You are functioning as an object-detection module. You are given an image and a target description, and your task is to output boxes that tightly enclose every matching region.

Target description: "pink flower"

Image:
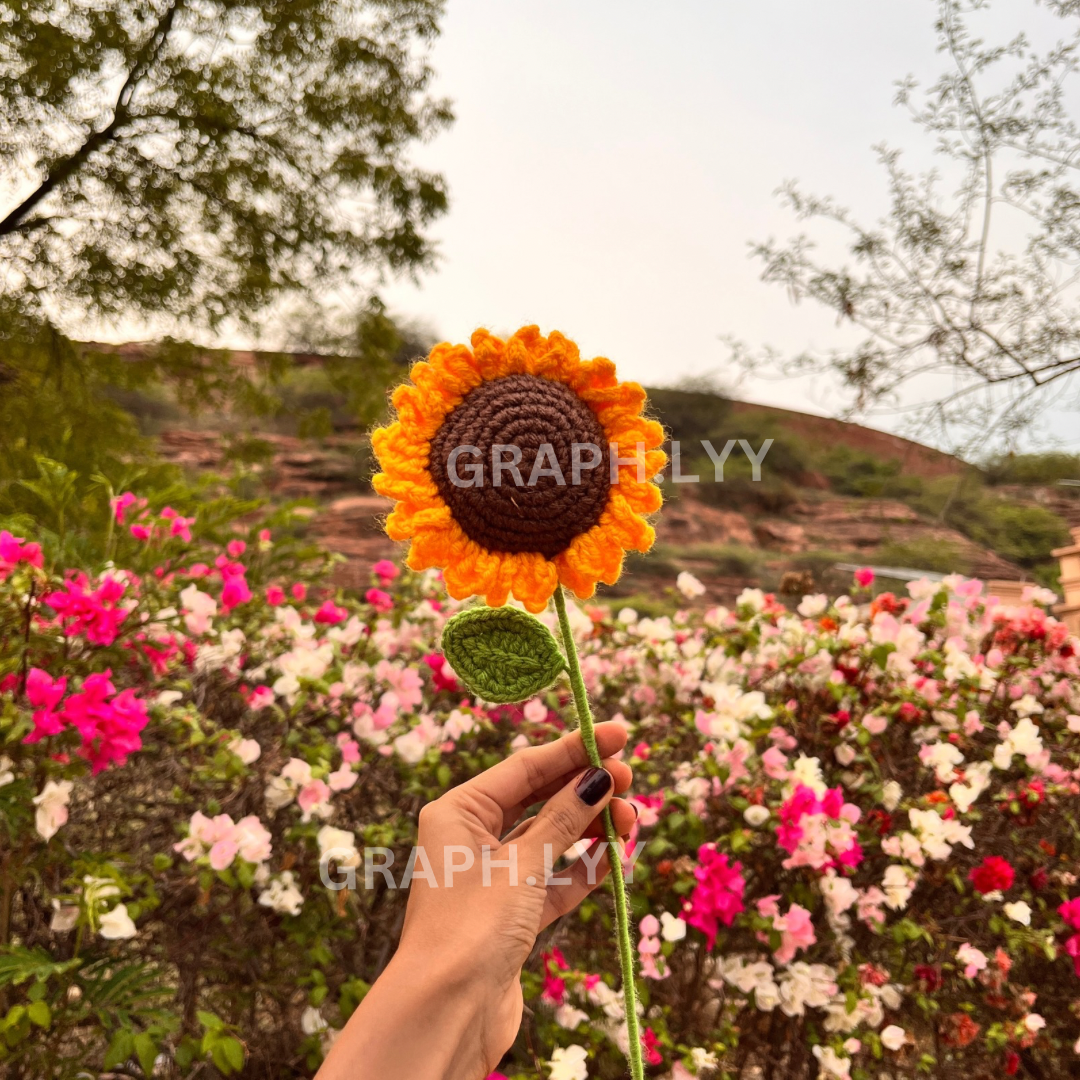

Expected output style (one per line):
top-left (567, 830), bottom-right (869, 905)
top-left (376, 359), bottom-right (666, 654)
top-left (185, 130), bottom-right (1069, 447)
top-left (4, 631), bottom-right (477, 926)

top-left (0, 530), bottom-right (43, 576)
top-left (855, 567), bottom-right (875, 588)
top-left (366, 588), bottom-right (393, 613)
top-left (227, 539), bottom-right (247, 557)
top-left (684, 844), bottom-right (745, 949)
top-left (130, 524), bottom-right (151, 541)
top-left (221, 574), bottom-right (252, 612)
top-left (772, 902), bottom-right (816, 964)
top-left (209, 837), bottom-right (240, 871)
top-left (111, 492), bottom-right (137, 523)
top-left (298, 779), bottom-right (331, 819)
top-left (291, 583), bottom-right (307, 602)
top-left (422, 653), bottom-right (458, 692)
top-left (957, 943), bottom-right (988, 979)
top-left (233, 815), bottom-right (273, 863)
top-left (1060, 897), bottom-right (1080, 931)
top-left (265, 586), bottom-right (285, 606)
top-left (22, 669), bottom-right (67, 743)
top-left (169, 515), bottom-right (195, 542)
top-left (248, 686), bottom-right (274, 710)
top-left (314, 600), bottom-right (349, 625)
top-left (336, 734), bottom-right (361, 764)
top-left (372, 559), bottom-right (399, 584)
top-left (59, 672), bottom-right (149, 772)
top-left (44, 573), bottom-right (129, 646)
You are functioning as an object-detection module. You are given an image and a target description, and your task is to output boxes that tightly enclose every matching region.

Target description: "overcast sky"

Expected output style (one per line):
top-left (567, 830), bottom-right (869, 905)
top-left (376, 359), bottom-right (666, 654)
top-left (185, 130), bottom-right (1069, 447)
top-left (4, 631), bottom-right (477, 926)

top-left (378, 0), bottom-right (1080, 453)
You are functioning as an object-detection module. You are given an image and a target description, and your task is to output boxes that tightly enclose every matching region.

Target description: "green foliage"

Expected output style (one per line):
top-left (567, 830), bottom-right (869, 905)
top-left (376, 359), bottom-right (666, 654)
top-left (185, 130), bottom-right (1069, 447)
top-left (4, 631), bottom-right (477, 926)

top-left (645, 387), bottom-right (733, 444)
top-left (984, 451), bottom-right (1080, 486)
top-left (911, 473), bottom-right (1071, 572)
top-left (817, 445), bottom-right (924, 499)
top-left (877, 538), bottom-right (972, 575)
top-left (965, 499), bottom-right (1070, 570)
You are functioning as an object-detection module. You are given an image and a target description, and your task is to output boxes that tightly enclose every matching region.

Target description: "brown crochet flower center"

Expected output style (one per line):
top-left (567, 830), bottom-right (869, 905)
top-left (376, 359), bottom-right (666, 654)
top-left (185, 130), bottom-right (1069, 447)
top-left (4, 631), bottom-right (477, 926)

top-left (428, 373), bottom-right (611, 557)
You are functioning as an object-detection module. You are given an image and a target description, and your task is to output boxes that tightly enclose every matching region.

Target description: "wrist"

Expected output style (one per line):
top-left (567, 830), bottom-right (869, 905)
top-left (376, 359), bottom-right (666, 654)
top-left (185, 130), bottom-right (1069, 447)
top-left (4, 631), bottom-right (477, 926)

top-left (390, 935), bottom-right (509, 1003)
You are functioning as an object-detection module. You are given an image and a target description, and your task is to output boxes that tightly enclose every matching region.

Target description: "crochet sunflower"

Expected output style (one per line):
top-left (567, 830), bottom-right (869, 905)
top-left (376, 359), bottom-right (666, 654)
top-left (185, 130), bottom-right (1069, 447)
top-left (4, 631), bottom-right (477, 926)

top-left (370, 326), bottom-right (666, 612)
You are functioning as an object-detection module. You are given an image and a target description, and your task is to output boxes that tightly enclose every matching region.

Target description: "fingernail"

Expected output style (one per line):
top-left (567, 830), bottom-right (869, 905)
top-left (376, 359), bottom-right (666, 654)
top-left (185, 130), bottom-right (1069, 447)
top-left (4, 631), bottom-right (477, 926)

top-left (631, 800), bottom-right (640, 819)
top-left (575, 767), bottom-right (613, 806)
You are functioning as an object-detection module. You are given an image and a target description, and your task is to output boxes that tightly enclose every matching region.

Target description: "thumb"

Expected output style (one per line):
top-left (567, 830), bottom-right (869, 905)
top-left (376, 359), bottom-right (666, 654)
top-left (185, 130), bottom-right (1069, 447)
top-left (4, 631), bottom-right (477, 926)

top-left (518, 767), bottom-right (614, 874)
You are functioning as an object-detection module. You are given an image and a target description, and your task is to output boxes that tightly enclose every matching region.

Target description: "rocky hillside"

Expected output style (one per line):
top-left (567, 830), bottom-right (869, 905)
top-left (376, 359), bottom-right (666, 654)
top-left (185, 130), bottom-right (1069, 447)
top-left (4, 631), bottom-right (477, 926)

top-left (150, 381), bottom-right (1080, 609)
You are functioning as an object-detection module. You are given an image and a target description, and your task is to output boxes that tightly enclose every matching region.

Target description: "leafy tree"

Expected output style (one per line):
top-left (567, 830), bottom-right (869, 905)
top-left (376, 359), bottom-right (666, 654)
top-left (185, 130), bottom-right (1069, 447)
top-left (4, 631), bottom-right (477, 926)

top-left (0, 1), bottom-right (451, 521)
top-left (743, 0), bottom-right (1080, 450)
top-left (0, 0), bottom-right (451, 326)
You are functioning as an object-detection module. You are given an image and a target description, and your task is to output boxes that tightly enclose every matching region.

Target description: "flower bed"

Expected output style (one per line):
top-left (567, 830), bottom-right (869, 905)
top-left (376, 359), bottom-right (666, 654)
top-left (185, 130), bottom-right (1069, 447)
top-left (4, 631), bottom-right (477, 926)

top-left (2, 500), bottom-right (1080, 1079)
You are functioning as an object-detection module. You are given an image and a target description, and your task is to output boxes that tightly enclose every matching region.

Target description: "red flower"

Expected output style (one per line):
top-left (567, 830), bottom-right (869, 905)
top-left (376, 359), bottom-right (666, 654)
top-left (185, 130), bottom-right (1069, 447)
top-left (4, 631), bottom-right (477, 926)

top-left (969, 855), bottom-right (1015, 895)
top-left (641, 1028), bottom-right (663, 1067)
top-left (914, 964), bottom-right (941, 991)
top-left (1005, 1050), bottom-right (1020, 1075)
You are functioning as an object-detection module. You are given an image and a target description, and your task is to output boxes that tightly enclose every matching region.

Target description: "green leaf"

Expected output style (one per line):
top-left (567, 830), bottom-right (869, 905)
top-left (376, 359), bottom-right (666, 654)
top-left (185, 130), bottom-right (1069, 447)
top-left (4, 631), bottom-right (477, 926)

top-left (441, 607), bottom-right (566, 703)
top-left (134, 1031), bottom-right (157, 1077)
top-left (26, 1001), bottom-right (49, 1029)
top-left (104, 1029), bottom-right (135, 1070)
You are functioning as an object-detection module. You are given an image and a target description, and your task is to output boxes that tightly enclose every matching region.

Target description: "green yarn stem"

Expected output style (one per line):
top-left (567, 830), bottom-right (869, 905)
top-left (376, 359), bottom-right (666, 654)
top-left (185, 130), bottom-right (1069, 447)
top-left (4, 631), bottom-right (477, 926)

top-left (553, 585), bottom-right (644, 1080)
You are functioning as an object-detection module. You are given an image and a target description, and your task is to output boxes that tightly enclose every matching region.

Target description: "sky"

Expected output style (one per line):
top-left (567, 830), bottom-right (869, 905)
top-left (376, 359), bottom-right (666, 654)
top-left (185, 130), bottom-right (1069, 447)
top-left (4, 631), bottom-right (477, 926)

top-left (377, 0), bottom-right (1080, 453)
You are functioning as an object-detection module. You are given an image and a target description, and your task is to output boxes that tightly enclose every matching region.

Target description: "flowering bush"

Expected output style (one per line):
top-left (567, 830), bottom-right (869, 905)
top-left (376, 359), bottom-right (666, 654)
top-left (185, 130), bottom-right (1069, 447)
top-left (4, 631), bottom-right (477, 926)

top-left (3, 501), bottom-right (1080, 1079)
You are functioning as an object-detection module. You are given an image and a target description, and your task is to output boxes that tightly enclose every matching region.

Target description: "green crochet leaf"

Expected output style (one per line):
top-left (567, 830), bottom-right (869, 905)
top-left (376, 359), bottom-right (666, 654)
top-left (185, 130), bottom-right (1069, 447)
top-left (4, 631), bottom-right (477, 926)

top-left (440, 606), bottom-right (566, 704)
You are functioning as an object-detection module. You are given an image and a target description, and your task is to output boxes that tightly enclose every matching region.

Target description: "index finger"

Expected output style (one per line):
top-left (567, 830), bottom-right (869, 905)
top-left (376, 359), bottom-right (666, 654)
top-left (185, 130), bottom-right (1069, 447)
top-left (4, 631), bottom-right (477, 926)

top-left (454, 721), bottom-right (629, 830)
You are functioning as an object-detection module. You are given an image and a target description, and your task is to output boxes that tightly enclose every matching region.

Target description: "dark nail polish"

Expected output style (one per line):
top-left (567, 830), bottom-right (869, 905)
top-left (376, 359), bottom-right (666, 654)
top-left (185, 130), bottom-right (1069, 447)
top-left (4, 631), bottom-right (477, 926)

top-left (575, 767), bottom-right (613, 806)
top-left (631, 801), bottom-right (639, 819)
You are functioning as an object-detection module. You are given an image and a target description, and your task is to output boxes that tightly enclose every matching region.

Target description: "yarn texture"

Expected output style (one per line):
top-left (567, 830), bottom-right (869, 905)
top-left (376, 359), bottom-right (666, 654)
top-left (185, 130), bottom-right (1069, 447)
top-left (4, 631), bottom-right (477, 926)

top-left (439, 606), bottom-right (565, 703)
top-left (370, 325), bottom-right (667, 612)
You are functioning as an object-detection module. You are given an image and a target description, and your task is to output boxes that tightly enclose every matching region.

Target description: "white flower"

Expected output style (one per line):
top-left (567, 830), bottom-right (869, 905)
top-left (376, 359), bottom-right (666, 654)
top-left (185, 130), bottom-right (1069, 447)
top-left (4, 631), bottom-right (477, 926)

top-left (316, 825), bottom-right (359, 867)
top-left (920, 741), bottom-right (964, 783)
top-left (1011, 694), bottom-right (1044, 718)
top-left (99, 903), bottom-right (138, 940)
top-left (881, 781), bottom-right (902, 812)
top-left (882, 865), bottom-right (915, 911)
top-left (736, 587), bottom-right (766, 612)
top-left (834, 744), bottom-right (856, 766)
top-left (1004, 900), bottom-right (1032, 926)
top-left (660, 912), bottom-right (687, 942)
top-left (790, 755), bottom-right (825, 794)
top-left (797, 594), bottom-right (828, 618)
top-left (154, 690), bottom-right (184, 707)
top-left (300, 1006), bottom-right (328, 1035)
top-left (880, 1024), bottom-right (906, 1051)
top-left (548, 1043), bottom-right (589, 1080)
top-left (258, 871), bottom-right (304, 916)
top-left (229, 737), bottom-right (261, 765)
top-left (676, 571), bottom-right (706, 599)
top-left (50, 899), bottom-right (79, 932)
top-left (33, 780), bottom-right (73, 841)
top-left (744, 805), bottom-right (770, 827)
top-left (811, 1045), bottom-right (851, 1078)
top-left (690, 1047), bottom-right (718, 1071)
top-left (554, 1003), bottom-right (589, 1029)
top-left (179, 585), bottom-right (217, 635)
top-left (0, 755), bottom-right (13, 787)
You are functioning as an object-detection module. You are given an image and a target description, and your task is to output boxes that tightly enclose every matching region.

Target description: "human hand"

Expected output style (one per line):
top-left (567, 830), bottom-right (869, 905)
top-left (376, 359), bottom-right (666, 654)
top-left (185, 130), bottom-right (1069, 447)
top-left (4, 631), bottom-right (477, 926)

top-left (317, 720), bottom-right (635, 1080)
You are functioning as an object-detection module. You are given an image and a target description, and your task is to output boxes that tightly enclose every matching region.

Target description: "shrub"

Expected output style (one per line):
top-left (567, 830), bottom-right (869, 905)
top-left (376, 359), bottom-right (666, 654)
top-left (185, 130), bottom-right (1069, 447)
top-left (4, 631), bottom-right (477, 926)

top-left (3, 506), bottom-right (1080, 1079)
top-left (876, 538), bottom-right (972, 576)
top-left (816, 446), bottom-right (924, 500)
top-left (984, 452), bottom-right (1080, 486)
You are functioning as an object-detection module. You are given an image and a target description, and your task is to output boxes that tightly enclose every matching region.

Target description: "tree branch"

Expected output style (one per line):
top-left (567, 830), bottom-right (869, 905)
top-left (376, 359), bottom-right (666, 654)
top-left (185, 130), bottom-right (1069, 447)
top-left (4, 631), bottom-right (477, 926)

top-left (0, 0), bottom-right (183, 239)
